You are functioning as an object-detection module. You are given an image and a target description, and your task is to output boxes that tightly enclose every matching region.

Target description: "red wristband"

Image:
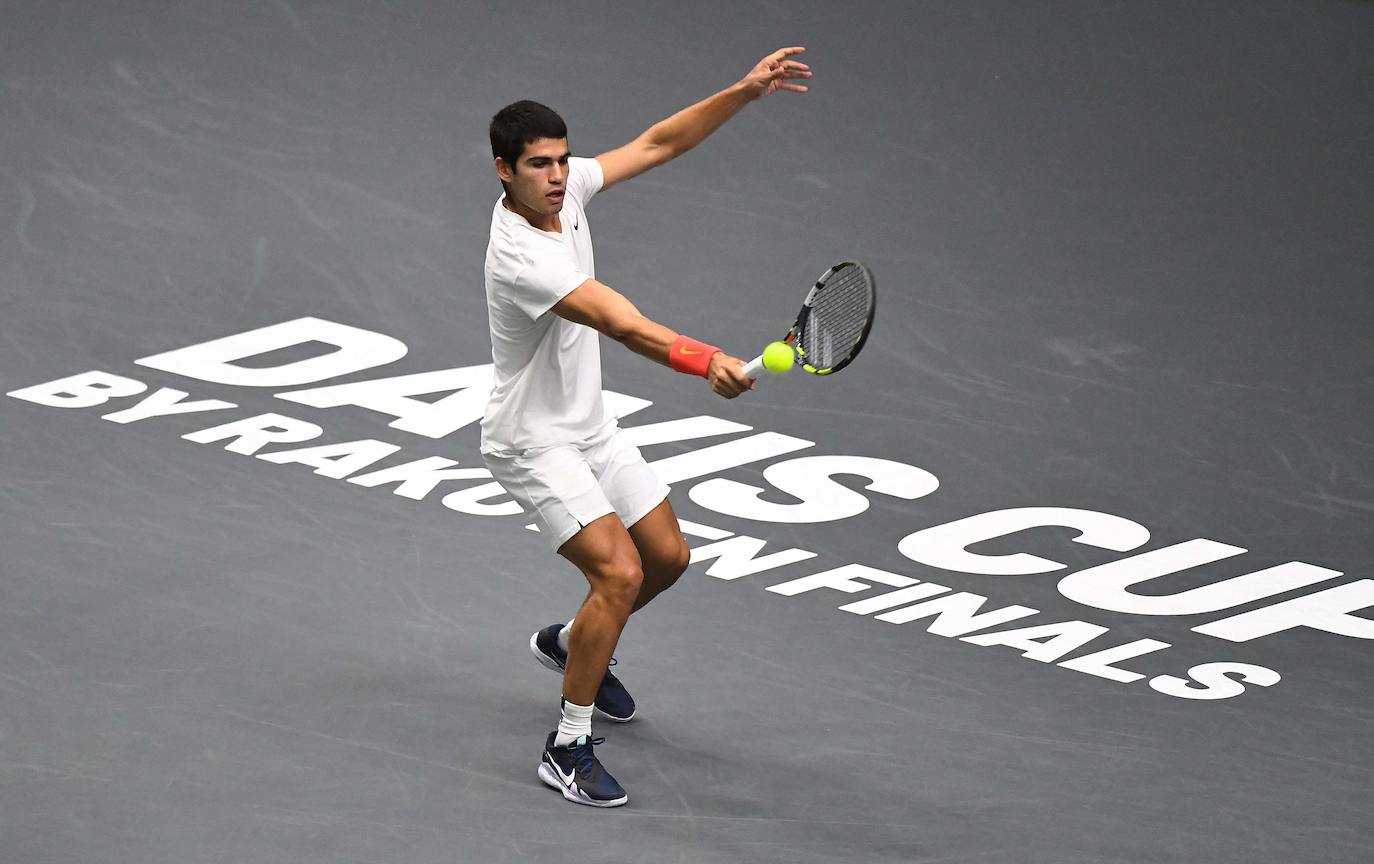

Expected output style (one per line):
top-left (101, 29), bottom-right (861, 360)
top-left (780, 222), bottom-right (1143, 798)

top-left (669, 335), bottom-right (720, 377)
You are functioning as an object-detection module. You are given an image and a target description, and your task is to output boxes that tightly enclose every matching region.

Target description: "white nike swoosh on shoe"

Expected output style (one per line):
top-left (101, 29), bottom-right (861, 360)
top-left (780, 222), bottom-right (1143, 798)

top-left (548, 756), bottom-right (576, 787)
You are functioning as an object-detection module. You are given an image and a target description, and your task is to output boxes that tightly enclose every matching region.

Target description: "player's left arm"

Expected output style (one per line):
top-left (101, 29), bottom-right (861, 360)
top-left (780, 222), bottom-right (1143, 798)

top-left (595, 46), bottom-right (811, 191)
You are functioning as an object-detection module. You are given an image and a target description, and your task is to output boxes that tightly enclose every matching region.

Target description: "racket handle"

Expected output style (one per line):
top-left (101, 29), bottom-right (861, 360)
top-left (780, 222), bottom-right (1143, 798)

top-left (742, 355), bottom-right (765, 379)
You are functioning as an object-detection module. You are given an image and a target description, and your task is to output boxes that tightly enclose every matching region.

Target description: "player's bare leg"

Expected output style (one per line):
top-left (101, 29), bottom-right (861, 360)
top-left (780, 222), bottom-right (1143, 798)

top-left (529, 514), bottom-right (640, 808)
top-left (556, 513), bottom-right (644, 705)
top-left (532, 501), bottom-right (686, 809)
top-left (627, 498), bottom-right (691, 613)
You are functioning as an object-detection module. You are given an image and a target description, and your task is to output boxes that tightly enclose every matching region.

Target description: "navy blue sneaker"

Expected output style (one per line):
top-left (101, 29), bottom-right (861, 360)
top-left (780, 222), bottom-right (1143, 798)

top-left (538, 732), bottom-right (628, 808)
top-left (529, 624), bottom-right (636, 722)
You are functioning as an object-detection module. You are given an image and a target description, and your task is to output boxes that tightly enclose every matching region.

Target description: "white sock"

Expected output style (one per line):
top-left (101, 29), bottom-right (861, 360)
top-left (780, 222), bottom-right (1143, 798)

top-left (556, 618), bottom-right (574, 654)
top-left (555, 698), bottom-right (593, 747)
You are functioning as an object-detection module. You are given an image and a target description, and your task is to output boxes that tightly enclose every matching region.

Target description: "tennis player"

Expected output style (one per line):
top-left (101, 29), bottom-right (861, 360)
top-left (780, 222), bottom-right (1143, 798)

top-left (479, 47), bottom-right (811, 807)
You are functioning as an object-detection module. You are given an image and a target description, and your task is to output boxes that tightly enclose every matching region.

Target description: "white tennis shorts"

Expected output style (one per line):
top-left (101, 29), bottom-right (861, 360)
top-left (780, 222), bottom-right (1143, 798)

top-left (482, 424), bottom-right (671, 553)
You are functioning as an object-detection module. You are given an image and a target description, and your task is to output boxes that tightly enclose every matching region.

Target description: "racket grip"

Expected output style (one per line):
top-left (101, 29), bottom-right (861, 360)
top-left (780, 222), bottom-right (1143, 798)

top-left (742, 355), bottom-right (765, 379)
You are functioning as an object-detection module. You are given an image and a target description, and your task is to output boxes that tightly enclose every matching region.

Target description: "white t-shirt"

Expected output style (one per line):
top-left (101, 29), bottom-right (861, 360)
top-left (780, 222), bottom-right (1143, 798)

top-left (480, 156), bottom-right (614, 455)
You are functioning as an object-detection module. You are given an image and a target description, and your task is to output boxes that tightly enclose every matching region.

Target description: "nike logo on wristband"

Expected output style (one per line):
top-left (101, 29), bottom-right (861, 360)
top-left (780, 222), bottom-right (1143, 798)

top-left (679, 347), bottom-right (703, 355)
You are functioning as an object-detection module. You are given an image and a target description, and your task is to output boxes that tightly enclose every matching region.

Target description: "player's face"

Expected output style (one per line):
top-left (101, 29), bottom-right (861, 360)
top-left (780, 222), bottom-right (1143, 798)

top-left (500, 137), bottom-right (571, 218)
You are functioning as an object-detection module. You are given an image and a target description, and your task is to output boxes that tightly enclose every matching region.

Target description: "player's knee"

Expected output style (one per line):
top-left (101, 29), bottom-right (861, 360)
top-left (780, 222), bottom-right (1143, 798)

top-left (598, 562), bottom-right (644, 610)
top-left (647, 538), bottom-right (690, 595)
top-left (665, 538), bottom-right (690, 581)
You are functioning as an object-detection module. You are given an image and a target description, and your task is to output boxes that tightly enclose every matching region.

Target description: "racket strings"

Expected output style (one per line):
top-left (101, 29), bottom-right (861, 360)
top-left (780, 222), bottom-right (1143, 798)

top-left (797, 265), bottom-right (872, 368)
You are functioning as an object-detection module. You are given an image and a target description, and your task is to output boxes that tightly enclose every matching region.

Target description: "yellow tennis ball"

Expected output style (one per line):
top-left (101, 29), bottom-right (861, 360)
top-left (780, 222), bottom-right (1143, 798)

top-left (762, 341), bottom-right (795, 373)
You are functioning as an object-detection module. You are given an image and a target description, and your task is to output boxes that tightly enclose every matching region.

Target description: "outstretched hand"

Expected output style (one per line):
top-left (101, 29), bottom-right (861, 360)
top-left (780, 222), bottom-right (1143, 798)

top-left (739, 47), bottom-right (811, 100)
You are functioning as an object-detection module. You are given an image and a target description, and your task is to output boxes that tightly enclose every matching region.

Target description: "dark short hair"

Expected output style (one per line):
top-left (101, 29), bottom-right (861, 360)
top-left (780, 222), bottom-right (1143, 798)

top-left (489, 100), bottom-right (568, 167)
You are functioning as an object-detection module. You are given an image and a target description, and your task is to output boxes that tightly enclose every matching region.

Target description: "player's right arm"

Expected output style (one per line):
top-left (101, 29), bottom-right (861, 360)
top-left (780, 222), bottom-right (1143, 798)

top-left (552, 278), bottom-right (753, 398)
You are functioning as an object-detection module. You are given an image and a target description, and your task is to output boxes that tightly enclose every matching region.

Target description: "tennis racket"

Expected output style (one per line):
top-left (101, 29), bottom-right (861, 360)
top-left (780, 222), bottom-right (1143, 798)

top-left (743, 260), bottom-right (877, 378)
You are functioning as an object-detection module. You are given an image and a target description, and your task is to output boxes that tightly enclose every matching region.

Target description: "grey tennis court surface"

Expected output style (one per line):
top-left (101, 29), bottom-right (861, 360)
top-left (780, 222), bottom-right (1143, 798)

top-left (4, 2), bottom-right (1373, 862)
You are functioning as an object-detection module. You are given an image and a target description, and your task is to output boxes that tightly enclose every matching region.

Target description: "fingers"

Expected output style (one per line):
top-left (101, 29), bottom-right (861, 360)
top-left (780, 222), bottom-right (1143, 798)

top-left (744, 48), bottom-right (812, 100)
top-left (765, 55), bottom-right (812, 92)
top-left (770, 64), bottom-right (810, 93)
top-left (710, 378), bottom-right (744, 398)
top-left (769, 60), bottom-right (810, 76)
top-left (724, 362), bottom-right (754, 397)
top-left (707, 354), bottom-right (755, 398)
top-left (711, 376), bottom-right (749, 398)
